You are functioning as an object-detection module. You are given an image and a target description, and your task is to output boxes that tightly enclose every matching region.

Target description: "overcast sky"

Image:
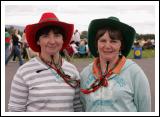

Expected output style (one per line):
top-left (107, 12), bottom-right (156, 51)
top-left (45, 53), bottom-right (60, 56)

top-left (1, 1), bottom-right (159, 116)
top-left (3, 1), bottom-right (158, 34)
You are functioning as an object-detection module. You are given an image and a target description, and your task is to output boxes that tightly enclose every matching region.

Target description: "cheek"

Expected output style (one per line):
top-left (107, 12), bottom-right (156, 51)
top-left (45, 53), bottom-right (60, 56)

top-left (97, 43), bottom-right (104, 51)
top-left (38, 40), bottom-right (46, 47)
top-left (59, 39), bottom-right (64, 47)
top-left (115, 44), bottom-right (122, 51)
top-left (54, 39), bottom-right (64, 51)
top-left (110, 42), bottom-right (121, 51)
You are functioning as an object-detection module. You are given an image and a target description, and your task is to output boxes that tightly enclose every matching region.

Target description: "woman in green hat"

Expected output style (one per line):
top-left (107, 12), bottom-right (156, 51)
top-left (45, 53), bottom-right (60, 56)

top-left (80, 17), bottom-right (151, 112)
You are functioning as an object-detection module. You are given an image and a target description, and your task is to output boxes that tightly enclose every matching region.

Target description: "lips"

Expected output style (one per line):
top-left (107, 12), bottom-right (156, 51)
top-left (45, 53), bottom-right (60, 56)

top-left (47, 45), bottom-right (57, 49)
top-left (103, 51), bottom-right (113, 53)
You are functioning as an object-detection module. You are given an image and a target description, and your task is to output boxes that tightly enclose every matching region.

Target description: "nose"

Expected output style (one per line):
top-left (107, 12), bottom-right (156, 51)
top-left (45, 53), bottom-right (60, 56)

top-left (104, 41), bottom-right (112, 48)
top-left (48, 34), bottom-right (56, 43)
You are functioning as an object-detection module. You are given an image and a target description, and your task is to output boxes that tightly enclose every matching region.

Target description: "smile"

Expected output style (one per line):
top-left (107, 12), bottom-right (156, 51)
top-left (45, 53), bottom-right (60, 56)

top-left (103, 51), bottom-right (114, 53)
top-left (47, 46), bottom-right (57, 49)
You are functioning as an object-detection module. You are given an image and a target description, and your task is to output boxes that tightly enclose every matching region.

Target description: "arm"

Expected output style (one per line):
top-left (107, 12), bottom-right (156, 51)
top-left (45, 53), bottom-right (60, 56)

top-left (133, 66), bottom-right (151, 112)
top-left (72, 67), bottom-right (83, 112)
top-left (8, 70), bottom-right (29, 112)
top-left (73, 85), bottom-right (83, 112)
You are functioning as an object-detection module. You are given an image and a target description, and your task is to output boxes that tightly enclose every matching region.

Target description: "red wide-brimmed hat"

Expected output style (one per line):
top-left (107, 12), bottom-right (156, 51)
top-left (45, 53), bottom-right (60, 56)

top-left (25, 12), bottom-right (74, 52)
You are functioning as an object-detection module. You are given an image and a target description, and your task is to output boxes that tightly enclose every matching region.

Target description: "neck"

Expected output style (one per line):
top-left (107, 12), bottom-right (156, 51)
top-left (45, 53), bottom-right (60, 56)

top-left (40, 52), bottom-right (60, 65)
top-left (99, 55), bottom-right (119, 74)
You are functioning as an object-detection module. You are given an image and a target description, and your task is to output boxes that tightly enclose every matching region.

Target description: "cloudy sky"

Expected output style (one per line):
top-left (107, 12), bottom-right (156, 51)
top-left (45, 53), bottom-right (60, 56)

top-left (1, 1), bottom-right (159, 116)
top-left (3, 1), bottom-right (158, 34)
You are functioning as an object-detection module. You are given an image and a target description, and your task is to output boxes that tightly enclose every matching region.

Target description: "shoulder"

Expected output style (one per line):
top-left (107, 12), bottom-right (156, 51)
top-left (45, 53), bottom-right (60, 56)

top-left (123, 59), bottom-right (144, 73)
top-left (16, 57), bottom-right (42, 75)
top-left (62, 59), bottom-right (78, 70)
top-left (81, 62), bottom-right (93, 71)
top-left (122, 59), bottom-right (148, 83)
top-left (62, 59), bottom-right (80, 80)
top-left (18, 57), bottom-right (38, 68)
top-left (80, 62), bottom-right (93, 78)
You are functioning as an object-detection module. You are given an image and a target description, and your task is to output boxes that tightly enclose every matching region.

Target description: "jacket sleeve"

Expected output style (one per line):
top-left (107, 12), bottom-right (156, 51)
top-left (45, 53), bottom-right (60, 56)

top-left (73, 85), bottom-right (84, 112)
top-left (8, 70), bottom-right (28, 112)
top-left (73, 68), bottom-right (84, 112)
top-left (133, 65), bottom-right (151, 112)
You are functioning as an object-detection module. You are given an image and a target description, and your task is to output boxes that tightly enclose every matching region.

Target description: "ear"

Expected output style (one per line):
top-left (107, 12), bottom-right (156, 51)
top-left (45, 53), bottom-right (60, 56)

top-left (120, 42), bottom-right (124, 50)
top-left (37, 41), bottom-right (40, 45)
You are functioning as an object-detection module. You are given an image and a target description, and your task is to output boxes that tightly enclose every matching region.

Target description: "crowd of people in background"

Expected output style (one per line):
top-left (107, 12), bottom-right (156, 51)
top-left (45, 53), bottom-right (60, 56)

top-left (5, 27), bottom-right (92, 65)
top-left (5, 28), bottom-right (24, 66)
top-left (5, 27), bottom-right (155, 65)
top-left (5, 28), bottom-right (38, 66)
top-left (63, 29), bottom-right (90, 61)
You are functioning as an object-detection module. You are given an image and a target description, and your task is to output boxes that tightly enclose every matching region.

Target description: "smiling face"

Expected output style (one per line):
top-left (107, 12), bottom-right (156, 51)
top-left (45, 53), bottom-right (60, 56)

top-left (96, 28), bottom-right (123, 62)
top-left (36, 26), bottom-right (65, 57)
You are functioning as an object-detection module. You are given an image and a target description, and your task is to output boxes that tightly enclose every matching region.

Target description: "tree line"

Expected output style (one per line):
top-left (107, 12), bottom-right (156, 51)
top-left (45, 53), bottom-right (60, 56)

top-left (6, 26), bottom-right (155, 41)
top-left (80, 31), bottom-right (155, 41)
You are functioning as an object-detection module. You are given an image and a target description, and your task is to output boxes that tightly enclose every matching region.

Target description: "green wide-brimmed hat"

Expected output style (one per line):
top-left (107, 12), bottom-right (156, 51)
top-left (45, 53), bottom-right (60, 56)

top-left (88, 16), bottom-right (136, 57)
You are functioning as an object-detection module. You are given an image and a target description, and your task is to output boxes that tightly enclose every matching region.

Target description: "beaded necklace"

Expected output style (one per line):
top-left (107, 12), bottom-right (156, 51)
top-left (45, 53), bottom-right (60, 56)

top-left (81, 56), bottom-right (122, 94)
top-left (39, 54), bottom-right (79, 88)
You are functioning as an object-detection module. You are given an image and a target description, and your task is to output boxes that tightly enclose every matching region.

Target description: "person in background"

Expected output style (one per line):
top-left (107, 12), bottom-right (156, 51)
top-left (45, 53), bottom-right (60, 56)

top-left (78, 39), bottom-right (87, 58)
top-left (21, 29), bottom-right (29, 60)
top-left (80, 16), bottom-right (151, 112)
top-left (8, 12), bottom-right (82, 112)
top-left (5, 29), bottom-right (24, 66)
top-left (12, 29), bottom-right (22, 61)
top-left (5, 29), bottom-right (11, 61)
top-left (73, 29), bottom-right (81, 47)
top-left (70, 40), bottom-right (79, 57)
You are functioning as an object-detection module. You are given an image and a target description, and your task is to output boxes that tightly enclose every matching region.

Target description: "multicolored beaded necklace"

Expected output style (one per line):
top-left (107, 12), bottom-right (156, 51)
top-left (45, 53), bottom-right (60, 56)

top-left (81, 56), bottom-right (122, 94)
top-left (38, 54), bottom-right (80, 88)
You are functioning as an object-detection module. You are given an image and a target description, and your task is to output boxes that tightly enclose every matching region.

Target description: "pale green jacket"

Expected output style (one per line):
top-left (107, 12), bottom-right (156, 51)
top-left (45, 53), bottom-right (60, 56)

top-left (80, 59), bottom-right (151, 112)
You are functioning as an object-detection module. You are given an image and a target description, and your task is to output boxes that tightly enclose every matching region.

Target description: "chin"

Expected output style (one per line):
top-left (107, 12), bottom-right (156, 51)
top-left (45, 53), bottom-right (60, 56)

top-left (103, 55), bottom-right (115, 61)
top-left (47, 51), bottom-right (57, 56)
top-left (105, 58), bottom-right (113, 62)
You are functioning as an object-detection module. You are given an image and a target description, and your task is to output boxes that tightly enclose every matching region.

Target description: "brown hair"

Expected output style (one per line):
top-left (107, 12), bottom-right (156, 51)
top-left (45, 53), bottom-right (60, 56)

top-left (95, 27), bottom-right (124, 50)
top-left (35, 25), bottom-right (65, 42)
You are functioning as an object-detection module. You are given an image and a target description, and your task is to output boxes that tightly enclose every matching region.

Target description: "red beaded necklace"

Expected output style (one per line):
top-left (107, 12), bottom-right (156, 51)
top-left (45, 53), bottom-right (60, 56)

top-left (39, 54), bottom-right (80, 88)
top-left (80, 56), bottom-right (122, 94)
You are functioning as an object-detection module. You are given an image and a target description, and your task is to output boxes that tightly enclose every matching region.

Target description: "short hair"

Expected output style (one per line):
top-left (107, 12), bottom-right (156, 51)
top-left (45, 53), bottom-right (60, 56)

top-left (95, 27), bottom-right (124, 50)
top-left (35, 25), bottom-right (65, 42)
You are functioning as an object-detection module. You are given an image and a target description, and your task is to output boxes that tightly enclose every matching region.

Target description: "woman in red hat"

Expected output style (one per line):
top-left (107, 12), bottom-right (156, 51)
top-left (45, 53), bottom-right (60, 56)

top-left (8, 12), bottom-right (82, 112)
top-left (80, 17), bottom-right (151, 112)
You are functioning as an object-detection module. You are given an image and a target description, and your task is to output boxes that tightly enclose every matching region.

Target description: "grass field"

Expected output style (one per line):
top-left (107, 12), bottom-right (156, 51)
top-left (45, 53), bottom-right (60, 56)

top-left (127, 49), bottom-right (155, 59)
top-left (70, 49), bottom-right (155, 72)
top-left (71, 49), bottom-right (155, 63)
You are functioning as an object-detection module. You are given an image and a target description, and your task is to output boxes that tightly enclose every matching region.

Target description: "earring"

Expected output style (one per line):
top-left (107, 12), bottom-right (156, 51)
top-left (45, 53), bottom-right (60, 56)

top-left (119, 51), bottom-right (122, 56)
top-left (97, 50), bottom-right (99, 55)
top-left (37, 41), bottom-right (40, 45)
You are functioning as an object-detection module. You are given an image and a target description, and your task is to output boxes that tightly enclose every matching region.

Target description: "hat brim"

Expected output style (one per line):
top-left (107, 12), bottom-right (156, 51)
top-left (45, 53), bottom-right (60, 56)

top-left (25, 21), bottom-right (74, 52)
top-left (88, 18), bottom-right (136, 57)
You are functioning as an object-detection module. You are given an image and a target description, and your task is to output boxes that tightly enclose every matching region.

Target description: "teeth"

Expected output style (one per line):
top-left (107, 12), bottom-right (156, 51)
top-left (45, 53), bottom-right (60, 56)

top-left (48, 46), bottom-right (56, 48)
top-left (105, 52), bottom-right (112, 53)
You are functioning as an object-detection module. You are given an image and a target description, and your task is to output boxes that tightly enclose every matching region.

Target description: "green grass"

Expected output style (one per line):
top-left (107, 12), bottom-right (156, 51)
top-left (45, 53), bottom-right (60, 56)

top-left (71, 56), bottom-right (94, 63)
top-left (127, 49), bottom-right (155, 59)
top-left (71, 49), bottom-right (155, 62)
